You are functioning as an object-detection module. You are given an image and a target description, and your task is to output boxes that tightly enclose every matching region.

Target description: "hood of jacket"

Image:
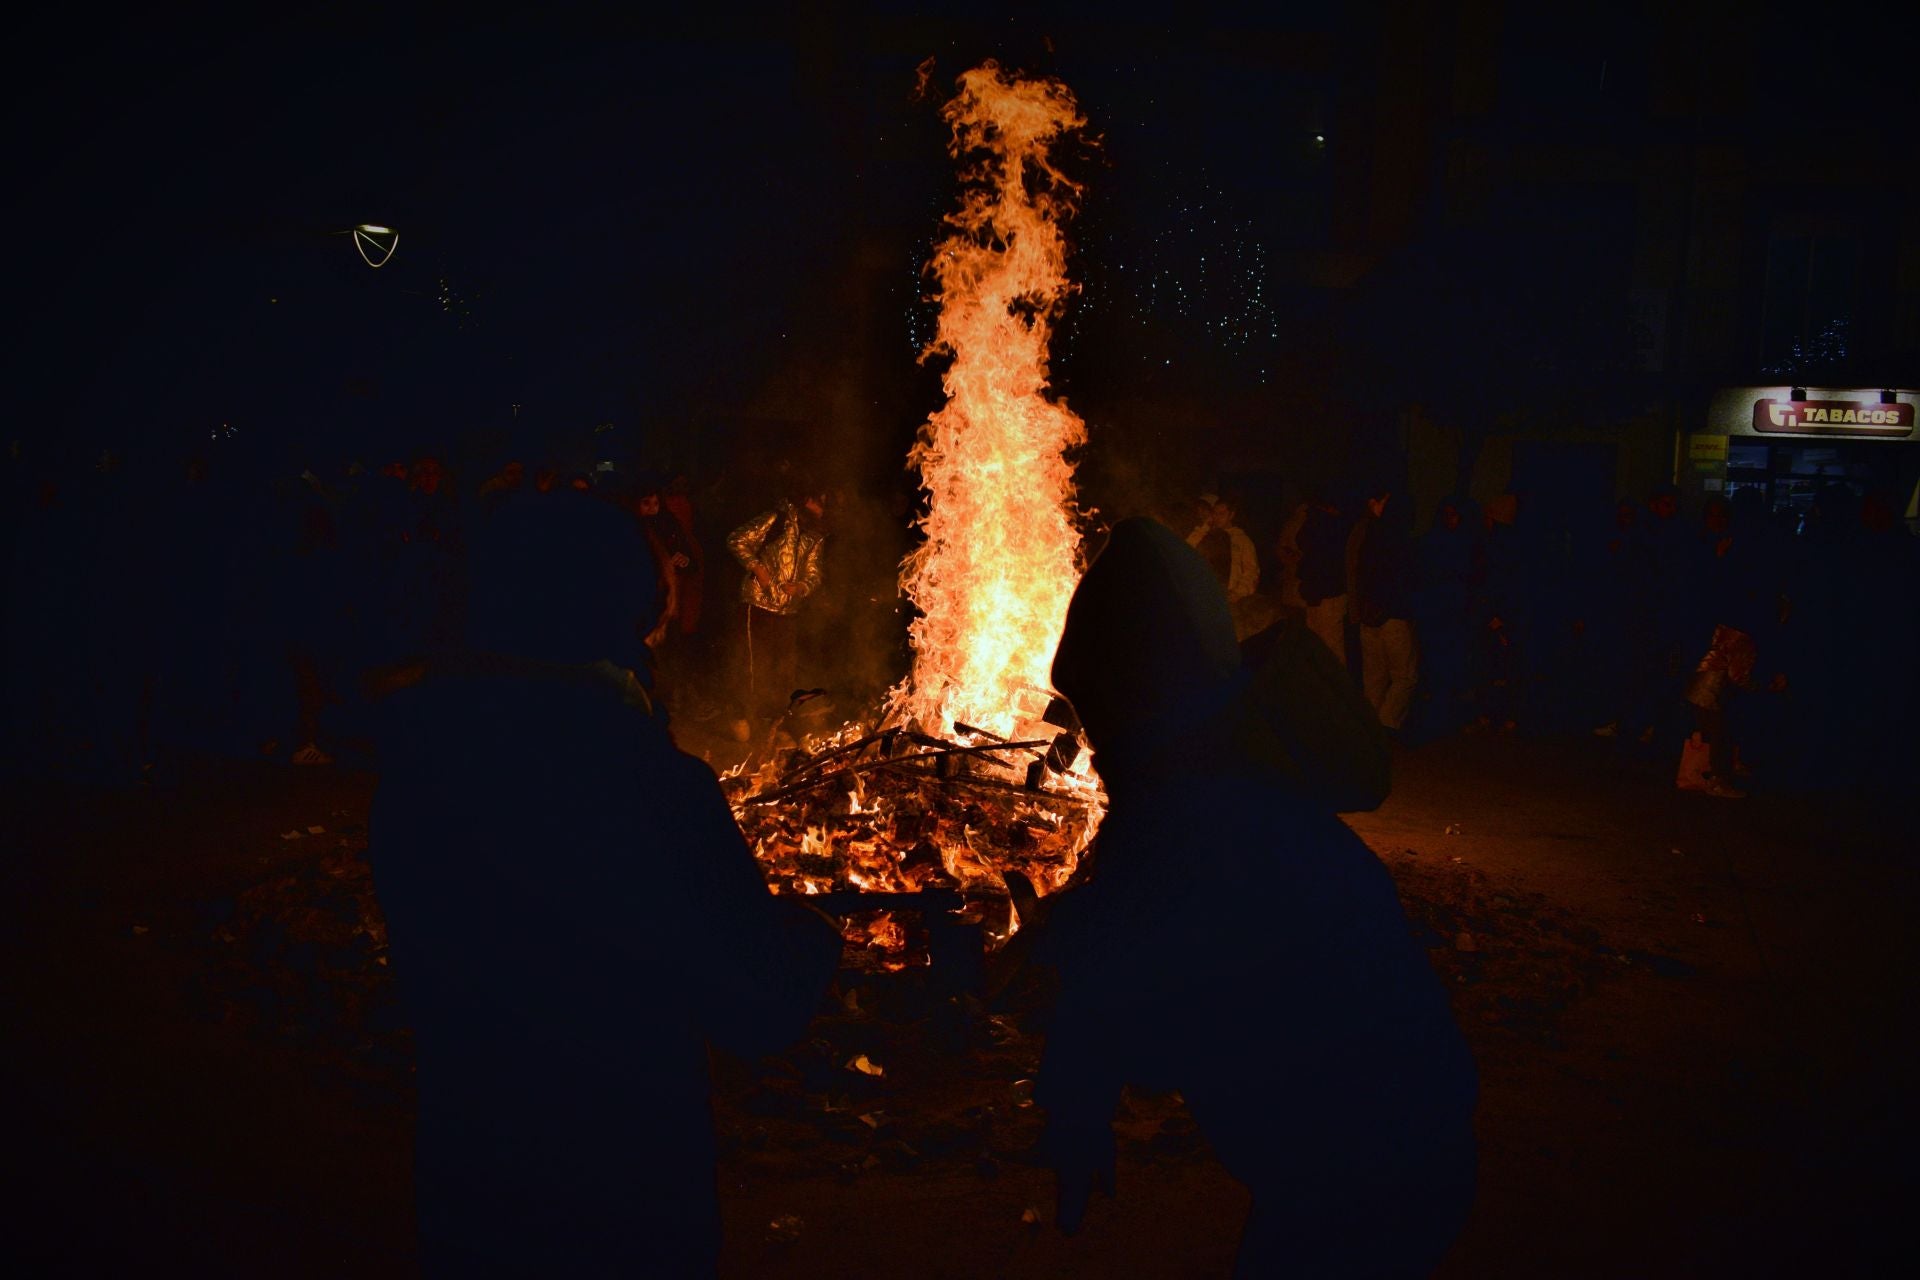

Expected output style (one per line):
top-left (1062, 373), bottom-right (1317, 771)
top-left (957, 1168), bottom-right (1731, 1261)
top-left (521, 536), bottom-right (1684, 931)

top-left (466, 490), bottom-right (658, 669)
top-left (1050, 518), bottom-right (1242, 768)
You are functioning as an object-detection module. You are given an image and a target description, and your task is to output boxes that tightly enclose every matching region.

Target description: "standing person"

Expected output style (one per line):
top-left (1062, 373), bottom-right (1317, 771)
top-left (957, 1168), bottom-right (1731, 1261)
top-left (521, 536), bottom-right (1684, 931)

top-left (1037, 518), bottom-right (1477, 1274)
top-left (726, 490), bottom-right (827, 741)
top-left (1413, 495), bottom-right (1477, 739)
top-left (1677, 623), bottom-right (1775, 799)
top-left (1272, 493), bottom-right (1308, 622)
top-left (371, 492), bottom-right (841, 1276)
top-left (1351, 486), bottom-right (1419, 735)
top-left (1185, 492), bottom-right (1260, 604)
top-left (1187, 491), bottom-right (1235, 596)
top-left (633, 474), bottom-right (693, 653)
top-left (1187, 491), bottom-right (1263, 638)
top-left (1675, 491), bottom-right (1792, 797)
top-left (286, 462), bottom-right (347, 766)
top-left (1473, 492), bottom-right (1530, 733)
top-left (1296, 488), bottom-right (1352, 668)
top-left (1588, 498), bottom-right (1646, 739)
top-left (662, 472), bottom-right (706, 641)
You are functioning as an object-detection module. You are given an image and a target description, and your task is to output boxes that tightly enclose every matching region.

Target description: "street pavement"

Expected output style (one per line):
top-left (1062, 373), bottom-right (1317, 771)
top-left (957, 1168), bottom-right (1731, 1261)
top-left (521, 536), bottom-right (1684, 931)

top-left (2, 731), bottom-right (1912, 1276)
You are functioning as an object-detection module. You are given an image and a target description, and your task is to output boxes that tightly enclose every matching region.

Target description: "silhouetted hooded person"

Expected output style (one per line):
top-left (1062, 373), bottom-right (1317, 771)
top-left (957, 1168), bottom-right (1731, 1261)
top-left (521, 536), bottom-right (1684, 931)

top-left (370, 489), bottom-right (841, 1276)
top-left (1036, 518), bottom-right (1477, 1276)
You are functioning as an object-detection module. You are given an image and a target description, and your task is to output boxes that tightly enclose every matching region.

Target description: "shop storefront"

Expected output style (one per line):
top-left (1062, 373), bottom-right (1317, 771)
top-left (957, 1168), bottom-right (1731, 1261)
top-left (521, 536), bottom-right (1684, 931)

top-left (1684, 386), bottom-right (1920, 530)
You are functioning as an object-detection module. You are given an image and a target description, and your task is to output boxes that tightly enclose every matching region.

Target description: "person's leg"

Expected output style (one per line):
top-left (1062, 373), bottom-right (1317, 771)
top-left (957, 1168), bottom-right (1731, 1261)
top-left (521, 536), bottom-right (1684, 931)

top-left (765, 609), bottom-right (799, 721)
top-left (1360, 624), bottom-right (1389, 714)
top-left (1699, 705), bottom-right (1732, 778)
top-left (739, 603), bottom-right (765, 728)
top-left (1497, 621), bottom-right (1528, 729)
top-left (1381, 617), bottom-right (1420, 731)
top-left (742, 605), bottom-right (801, 728)
top-left (291, 651), bottom-right (326, 747)
top-left (1307, 596), bottom-right (1347, 668)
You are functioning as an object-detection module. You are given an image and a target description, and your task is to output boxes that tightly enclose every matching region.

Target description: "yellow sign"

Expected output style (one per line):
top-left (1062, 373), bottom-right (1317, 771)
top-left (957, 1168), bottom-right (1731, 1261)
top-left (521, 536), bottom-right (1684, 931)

top-left (1688, 434), bottom-right (1729, 462)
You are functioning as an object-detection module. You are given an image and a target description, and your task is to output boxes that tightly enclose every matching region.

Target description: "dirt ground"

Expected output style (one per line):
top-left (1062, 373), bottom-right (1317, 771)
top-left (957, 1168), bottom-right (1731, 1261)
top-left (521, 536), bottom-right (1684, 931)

top-left (4, 731), bottom-right (1915, 1277)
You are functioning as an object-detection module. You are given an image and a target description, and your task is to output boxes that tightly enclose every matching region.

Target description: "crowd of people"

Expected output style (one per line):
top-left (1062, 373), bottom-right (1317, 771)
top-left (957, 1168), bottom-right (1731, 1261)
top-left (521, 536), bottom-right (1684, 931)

top-left (1184, 480), bottom-right (1918, 797)
top-left (24, 428), bottom-right (1911, 1270)
top-left (0, 435), bottom-right (748, 785)
top-left (7, 431), bottom-right (1913, 806)
top-left (3, 433), bottom-right (1488, 1273)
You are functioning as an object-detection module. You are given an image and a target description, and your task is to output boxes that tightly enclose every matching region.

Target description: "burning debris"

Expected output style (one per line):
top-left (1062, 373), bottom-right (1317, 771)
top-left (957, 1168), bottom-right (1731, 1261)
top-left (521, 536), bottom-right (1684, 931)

top-left (723, 710), bottom-right (1100, 965)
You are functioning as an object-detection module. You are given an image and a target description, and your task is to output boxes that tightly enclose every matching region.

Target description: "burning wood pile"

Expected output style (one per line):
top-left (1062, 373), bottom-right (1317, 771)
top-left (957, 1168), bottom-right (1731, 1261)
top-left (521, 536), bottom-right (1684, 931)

top-left (722, 698), bottom-right (1101, 970)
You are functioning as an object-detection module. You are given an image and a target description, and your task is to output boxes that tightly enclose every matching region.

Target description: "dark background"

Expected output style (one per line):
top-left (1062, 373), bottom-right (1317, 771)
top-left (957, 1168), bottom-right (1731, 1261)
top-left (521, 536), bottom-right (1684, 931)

top-left (5, 4), bottom-right (1917, 512)
top-left (0, 7), bottom-right (1442, 492)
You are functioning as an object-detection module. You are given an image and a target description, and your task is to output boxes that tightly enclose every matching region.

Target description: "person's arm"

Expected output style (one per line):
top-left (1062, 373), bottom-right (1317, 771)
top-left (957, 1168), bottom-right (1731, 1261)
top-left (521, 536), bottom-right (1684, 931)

top-left (727, 510), bottom-right (777, 575)
top-left (1036, 1009), bottom-right (1122, 1234)
top-left (728, 510), bottom-right (780, 595)
top-left (1278, 507), bottom-right (1305, 554)
top-left (1229, 529), bottom-right (1260, 600)
top-left (792, 532), bottom-right (825, 601)
top-left (671, 755), bottom-right (842, 1056)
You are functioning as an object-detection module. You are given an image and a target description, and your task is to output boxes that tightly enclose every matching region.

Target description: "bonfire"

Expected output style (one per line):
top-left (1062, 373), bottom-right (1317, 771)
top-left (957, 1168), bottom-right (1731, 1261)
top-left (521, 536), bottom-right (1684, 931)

top-left (724, 61), bottom-right (1102, 967)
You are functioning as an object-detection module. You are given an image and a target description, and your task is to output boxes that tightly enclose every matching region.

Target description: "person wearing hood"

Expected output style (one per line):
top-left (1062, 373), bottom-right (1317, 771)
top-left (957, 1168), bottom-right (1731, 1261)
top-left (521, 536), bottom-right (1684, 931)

top-left (369, 489), bottom-right (841, 1275)
top-left (1035, 518), bottom-right (1478, 1276)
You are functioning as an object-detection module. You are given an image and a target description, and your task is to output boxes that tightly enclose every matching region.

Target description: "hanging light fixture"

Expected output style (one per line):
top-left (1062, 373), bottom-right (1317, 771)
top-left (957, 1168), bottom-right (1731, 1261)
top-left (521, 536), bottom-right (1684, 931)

top-left (350, 224), bottom-right (399, 269)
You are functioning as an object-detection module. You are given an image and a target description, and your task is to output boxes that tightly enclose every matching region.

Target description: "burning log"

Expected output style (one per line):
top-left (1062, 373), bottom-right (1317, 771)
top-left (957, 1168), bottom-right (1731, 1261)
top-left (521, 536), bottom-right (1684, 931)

top-left (727, 713), bottom-right (1098, 972)
top-left (739, 739), bottom-right (1050, 808)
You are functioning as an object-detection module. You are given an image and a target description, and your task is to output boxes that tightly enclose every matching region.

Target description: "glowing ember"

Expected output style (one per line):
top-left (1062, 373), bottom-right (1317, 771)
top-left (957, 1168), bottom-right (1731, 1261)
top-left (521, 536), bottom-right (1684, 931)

top-left (894, 60), bottom-right (1093, 744)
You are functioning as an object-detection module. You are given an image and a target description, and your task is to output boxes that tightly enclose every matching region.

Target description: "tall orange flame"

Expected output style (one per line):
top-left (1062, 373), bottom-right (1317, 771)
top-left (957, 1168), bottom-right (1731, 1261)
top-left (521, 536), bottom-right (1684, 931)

top-left (895, 61), bottom-right (1091, 741)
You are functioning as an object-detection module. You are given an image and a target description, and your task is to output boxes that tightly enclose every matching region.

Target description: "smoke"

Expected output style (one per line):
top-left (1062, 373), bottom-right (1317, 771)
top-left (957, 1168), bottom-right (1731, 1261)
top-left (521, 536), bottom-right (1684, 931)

top-left (798, 484), bottom-right (916, 712)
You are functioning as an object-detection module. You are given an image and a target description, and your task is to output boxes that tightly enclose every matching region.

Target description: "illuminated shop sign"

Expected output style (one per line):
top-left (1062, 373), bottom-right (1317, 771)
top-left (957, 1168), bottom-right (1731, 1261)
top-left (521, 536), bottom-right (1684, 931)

top-left (1751, 399), bottom-right (1913, 437)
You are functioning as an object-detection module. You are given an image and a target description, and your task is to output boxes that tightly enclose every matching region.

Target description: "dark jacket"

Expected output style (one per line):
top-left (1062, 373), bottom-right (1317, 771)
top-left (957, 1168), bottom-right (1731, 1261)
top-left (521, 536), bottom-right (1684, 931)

top-left (1296, 504), bottom-right (1351, 605)
top-left (1352, 509), bottom-right (1416, 626)
top-left (1037, 518), bottom-right (1477, 1272)
top-left (371, 496), bottom-right (839, 1275)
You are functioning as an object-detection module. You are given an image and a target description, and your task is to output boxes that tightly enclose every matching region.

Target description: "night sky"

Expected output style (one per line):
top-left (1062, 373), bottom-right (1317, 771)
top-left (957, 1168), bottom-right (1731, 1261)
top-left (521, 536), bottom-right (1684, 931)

top-left (3, 11), bottom-right (1368, 469)
top-left (7, 6), bottom-right (1913, 476)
